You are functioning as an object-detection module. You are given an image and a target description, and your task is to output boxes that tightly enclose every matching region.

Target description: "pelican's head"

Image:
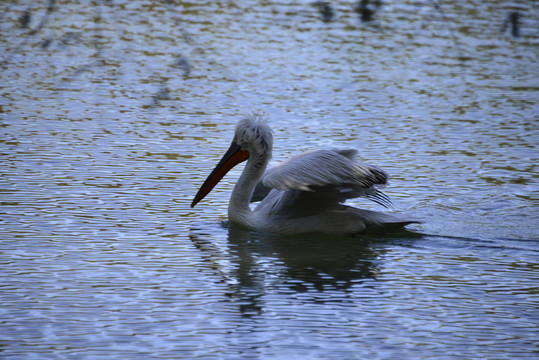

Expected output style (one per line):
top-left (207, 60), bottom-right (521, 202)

top-left (191, 114), bottom-right (273, 208)
top-left (233, 114), bottom-right (273, 157)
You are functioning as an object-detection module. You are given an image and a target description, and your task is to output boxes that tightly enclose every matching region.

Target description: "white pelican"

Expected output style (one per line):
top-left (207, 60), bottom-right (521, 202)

top-left (191, 115), bottom-right (420, 235)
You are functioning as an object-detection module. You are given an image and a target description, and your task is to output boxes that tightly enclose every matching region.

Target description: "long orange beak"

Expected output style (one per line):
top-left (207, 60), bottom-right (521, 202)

top-left (191, 141), bottom-right (250, 208)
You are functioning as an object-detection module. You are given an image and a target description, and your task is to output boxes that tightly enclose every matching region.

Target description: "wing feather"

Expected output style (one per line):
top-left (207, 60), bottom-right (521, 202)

top-left (262, 149), bottom-right (388, 192)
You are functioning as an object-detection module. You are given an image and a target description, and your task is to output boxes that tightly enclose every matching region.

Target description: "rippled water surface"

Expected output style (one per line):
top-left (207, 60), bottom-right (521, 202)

top-left (1, 1), bottom-right (538, 359)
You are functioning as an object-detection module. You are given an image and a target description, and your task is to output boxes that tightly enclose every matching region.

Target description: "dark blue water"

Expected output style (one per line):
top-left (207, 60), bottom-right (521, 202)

top-left (1, 1), bottom-right (538, 359)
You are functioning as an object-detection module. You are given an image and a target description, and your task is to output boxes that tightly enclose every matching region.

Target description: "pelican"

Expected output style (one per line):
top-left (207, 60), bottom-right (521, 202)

top-left (191, 115), bottom-right (420, 235)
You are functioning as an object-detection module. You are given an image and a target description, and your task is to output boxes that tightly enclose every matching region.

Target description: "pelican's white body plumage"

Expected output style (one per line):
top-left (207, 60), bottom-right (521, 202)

top-left (191, 115), bottom-right (419, 235)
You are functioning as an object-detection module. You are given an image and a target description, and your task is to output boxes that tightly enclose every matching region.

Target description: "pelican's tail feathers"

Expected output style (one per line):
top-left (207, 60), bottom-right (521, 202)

top-left (354, 208), bottom-right (422, 232)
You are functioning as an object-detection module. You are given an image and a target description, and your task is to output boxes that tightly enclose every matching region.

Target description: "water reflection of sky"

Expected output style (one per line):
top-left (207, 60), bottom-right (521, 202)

top-left (1, 1), bottom-right (538, 359)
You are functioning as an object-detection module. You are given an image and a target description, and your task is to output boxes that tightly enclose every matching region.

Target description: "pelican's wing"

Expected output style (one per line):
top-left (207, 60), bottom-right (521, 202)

top-left (260, 149), bottom-right (392, 207)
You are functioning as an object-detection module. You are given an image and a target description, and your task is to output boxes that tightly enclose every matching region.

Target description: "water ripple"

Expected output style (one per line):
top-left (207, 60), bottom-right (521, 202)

top-left (1, 1), bottom-right (538, 359)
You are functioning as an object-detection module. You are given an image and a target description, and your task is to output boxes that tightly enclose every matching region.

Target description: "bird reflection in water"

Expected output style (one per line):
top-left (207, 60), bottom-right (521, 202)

top-left (189, 224), bottom-right (419, 317)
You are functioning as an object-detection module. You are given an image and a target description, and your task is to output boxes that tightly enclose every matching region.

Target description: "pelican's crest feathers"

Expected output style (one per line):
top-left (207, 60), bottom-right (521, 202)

top-left (235, 114), bottom-right (273, 157)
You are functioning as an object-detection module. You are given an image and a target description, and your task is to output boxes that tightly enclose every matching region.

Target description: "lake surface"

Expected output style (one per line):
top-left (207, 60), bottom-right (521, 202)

top-left (1, 1), bottom-right (538, 359)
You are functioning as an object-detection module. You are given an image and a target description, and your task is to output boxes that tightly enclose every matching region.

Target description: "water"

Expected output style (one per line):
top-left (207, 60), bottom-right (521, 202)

top-left (1, 1), bottom-right (538, 359)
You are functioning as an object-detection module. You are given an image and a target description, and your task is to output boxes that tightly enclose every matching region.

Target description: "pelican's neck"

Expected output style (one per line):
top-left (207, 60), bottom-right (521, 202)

top-left (228, 152), bottom-right (269, 227)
